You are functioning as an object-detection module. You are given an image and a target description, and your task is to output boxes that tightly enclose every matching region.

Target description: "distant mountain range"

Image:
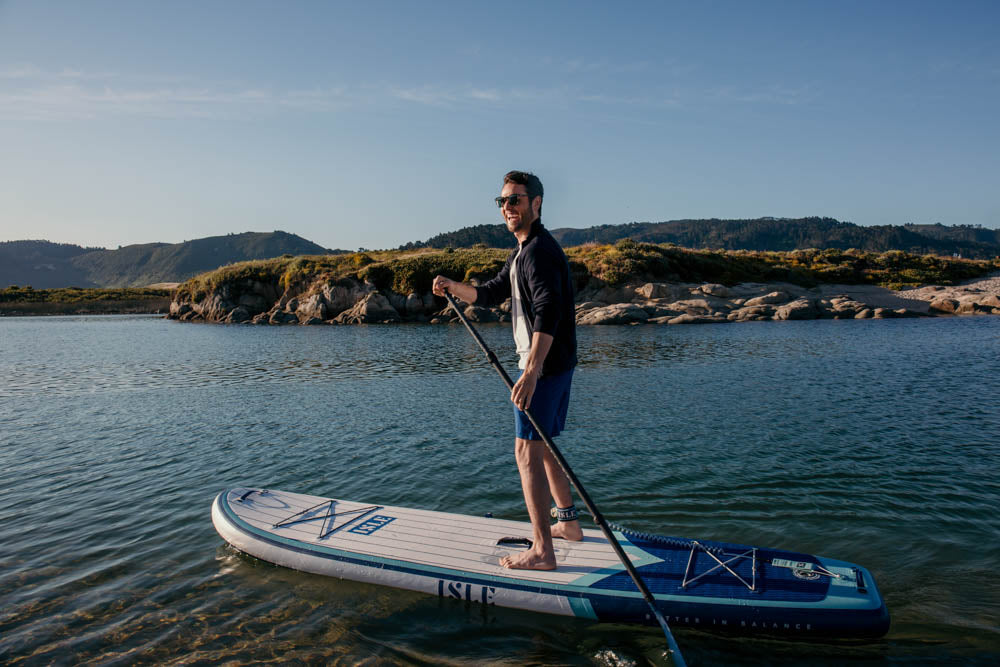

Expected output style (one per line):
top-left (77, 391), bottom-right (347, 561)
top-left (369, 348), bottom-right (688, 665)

top-left (0, 231), bottom-right (338, 289)
top-left (5, 219), bottom-right (998, 289)
top-left (403, 218), bottom-right (1000, 259)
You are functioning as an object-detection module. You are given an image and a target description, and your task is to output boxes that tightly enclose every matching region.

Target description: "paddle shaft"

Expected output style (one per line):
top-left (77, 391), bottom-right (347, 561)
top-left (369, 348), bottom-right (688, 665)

top-left (443, 291), bottom-right (685, 665)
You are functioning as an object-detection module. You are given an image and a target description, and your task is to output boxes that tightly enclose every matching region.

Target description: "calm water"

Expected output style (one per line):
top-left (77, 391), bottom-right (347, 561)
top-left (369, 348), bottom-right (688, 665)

top-left (1, 315), bottom-right (998, 665)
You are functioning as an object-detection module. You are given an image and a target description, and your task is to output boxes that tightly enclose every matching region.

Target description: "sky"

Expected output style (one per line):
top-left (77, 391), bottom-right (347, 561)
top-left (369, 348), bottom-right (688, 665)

top-left (1, 1), bottom-right (998, 251)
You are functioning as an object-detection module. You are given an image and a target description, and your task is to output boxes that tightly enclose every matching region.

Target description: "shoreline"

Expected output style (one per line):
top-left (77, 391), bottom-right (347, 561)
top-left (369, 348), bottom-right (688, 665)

top-left (0, 287), bottom-right (172, 317)
top-left (165, 273), bottom-right (1000, 326)
top-left (6, 275), bottom-right (997, 324)
top-left (0, 301), bottom-right (170, 317)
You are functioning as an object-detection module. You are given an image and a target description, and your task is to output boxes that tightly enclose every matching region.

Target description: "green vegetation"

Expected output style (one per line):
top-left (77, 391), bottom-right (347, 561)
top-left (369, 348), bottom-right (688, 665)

top-left (174, 243), bottom-right (1000, 306)
top-left (571, 242), bottom-right (1000, 289)
top-left (176, 253), bottom-right (375, 301)
top-left (0, 286), bottom-right (172, 315)
top-left (174, 247), bottom-right (512, 302)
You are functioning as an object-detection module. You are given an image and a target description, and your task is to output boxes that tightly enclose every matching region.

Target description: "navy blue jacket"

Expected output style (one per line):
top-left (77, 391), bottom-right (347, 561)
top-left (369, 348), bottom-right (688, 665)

top-left (474, 219), bottom-right (577, 377)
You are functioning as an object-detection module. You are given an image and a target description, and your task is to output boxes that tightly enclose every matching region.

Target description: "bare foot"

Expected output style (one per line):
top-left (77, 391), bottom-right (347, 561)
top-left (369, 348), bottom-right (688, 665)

top-left (500, 549), bottom-right (556, 570)
top-left (551, 520), bottom-right (583, 541)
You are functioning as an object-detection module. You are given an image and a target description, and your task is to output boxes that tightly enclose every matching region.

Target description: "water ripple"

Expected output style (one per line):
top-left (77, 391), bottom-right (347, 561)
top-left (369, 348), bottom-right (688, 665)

top-left (1, 315), bottom-right (999, 664)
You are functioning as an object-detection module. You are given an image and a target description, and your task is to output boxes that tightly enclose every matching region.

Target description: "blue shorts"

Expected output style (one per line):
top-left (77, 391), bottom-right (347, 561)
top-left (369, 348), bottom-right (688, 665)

top-left (513, 368), bottom-right (574, 440)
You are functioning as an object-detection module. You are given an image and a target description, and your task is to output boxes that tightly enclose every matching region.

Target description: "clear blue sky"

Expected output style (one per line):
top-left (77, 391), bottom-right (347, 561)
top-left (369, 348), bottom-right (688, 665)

top-left (1, 0), bottom-right (997, 251)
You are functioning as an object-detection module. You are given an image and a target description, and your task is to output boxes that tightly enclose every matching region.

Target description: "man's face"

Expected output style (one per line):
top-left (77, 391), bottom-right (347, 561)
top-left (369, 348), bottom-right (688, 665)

top-left (500, 182), bottom-right (540, 237)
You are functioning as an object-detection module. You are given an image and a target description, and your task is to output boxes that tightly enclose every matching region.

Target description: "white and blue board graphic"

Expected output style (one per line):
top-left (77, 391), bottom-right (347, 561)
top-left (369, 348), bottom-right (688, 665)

top-left (213, 487), bottom-right (889, 638)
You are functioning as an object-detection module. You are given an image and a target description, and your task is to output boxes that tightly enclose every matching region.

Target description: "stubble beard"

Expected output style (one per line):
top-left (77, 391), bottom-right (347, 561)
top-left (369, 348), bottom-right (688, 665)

top-left (506, 211), bottom-right (535, 238)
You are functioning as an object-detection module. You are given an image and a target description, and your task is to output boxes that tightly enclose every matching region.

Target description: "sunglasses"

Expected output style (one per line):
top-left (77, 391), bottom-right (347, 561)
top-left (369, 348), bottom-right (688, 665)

top-left (495, 194), bottom-right (532, 208)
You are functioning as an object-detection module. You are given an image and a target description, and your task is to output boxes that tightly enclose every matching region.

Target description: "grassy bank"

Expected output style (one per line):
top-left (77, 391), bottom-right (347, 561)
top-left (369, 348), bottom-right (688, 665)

top-left (0, 286), bottom-right (172, 315)
top-left (175, 243), bottom-right (1000, 302)
top-left (574, 241), bottom-right (1000, 289)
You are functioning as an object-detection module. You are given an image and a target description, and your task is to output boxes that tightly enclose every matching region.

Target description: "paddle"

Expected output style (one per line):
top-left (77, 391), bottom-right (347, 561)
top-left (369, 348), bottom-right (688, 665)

top-left (442, 291), bottom-right (686, 666)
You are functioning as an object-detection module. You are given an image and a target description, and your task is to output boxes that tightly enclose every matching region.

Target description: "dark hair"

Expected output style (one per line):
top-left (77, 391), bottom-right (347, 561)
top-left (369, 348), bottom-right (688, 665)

top-left (503, 171), bottom-right (543, 213)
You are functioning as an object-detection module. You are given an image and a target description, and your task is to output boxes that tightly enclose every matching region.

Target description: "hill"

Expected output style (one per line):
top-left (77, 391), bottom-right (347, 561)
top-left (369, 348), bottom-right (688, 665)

top-left (902, 223), bottom-right (1000, 248)
top-left (0, 240), bottom-right (106, 289)
top-left (402, 218), bottom-right (1000, 259)
top-left (1, 232), bottom-right (338, 288)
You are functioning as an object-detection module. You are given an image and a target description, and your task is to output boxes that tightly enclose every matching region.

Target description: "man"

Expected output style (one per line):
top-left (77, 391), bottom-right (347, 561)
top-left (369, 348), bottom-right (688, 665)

top-left (432, 171), bottom-right (580, 571)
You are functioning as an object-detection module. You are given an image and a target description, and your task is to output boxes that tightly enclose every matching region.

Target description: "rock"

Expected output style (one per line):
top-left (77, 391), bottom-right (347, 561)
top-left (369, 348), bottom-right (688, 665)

top-left (591, 285), bottom-right (636, 304)
top-left (928, 298), bottom-right (958, 314)
top-left (405, 293), bottom-right (424, 315)
top-left (301, 316), bottom-right (325, 325)
top-left (464, 305), bottom-right (498, 323)
top-left (829, 299), bottom-right (868, 318)
top-left (979, 294), bottom-right (1000, 308)
top-left (430, 306), bottom-right (456, 320)
top-left (226, 306), bottom-right (251, 324)
top-left (744, 291), bottom-right (790, 307)
top-left (727, 305), bottom-right (776, 322)
top-left (322, 280), bottom-right (373, 316)
top-left (576, 301), bottom-right (608, 311)
top-left (635, 283), bottom-right (665, 299)
top-left (666, 298), bottom-right (713, 316)
top-left (197, 293), bottom-right (234, 321)
top-left (334, 292), bottom-right (401, 324)
top-left (700, 283), bottom-right (732, 298)
top-left (499, 298), bottom-right (512, 314)
top-left (237, 293), bottom-right (269, 311)
top-left (170, 302), bottom-right (192, 318)
top-left (574, 304), bottom-right (597, 320)
top-left (666, 313), bottom-right (729, 325)
top-left (269, 310), bottom-right (299, 325)
top-left (296, 293), bottom-right (328, 321)
top-left (634, 283), bottom-right (687, 300)
top-left (640, 301), bottom-right (682, 318)
top-left (387, 291), bottom-right (408, 314)
top-left (855, 309), bottom-right (873, 319)
top-left (576, 303), bottom-right (649, 325)
top-left (955, 294), bottom-right (1000, 314)
top-left (774, 298), bottom-right (818, 321)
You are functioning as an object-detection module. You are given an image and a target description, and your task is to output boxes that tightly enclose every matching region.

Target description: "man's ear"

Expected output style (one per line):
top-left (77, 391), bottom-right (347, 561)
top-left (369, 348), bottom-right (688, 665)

top-left (532, 196), bottom-right (542, 219)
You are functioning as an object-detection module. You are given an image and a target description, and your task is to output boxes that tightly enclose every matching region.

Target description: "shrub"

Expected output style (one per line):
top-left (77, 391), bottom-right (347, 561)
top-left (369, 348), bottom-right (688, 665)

top-left (359, 263), bottom-right (393, 289)
top-left (164, 243), bottom-right (1000, 305)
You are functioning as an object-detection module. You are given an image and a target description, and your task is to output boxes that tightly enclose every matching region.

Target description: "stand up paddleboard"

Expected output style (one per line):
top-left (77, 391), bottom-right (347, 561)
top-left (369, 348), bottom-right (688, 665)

top-left (212, 487), bottom-right (889, 638)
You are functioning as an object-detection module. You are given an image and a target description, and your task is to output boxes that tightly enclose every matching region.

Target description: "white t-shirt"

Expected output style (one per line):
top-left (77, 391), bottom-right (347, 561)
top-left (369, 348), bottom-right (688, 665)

top-left (510, 247), bottom-right (532, 369)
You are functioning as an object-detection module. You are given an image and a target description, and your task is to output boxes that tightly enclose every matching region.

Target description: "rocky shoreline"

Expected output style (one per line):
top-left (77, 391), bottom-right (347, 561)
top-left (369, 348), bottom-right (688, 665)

top-left (167, 273), bottom-right (1000, 326)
